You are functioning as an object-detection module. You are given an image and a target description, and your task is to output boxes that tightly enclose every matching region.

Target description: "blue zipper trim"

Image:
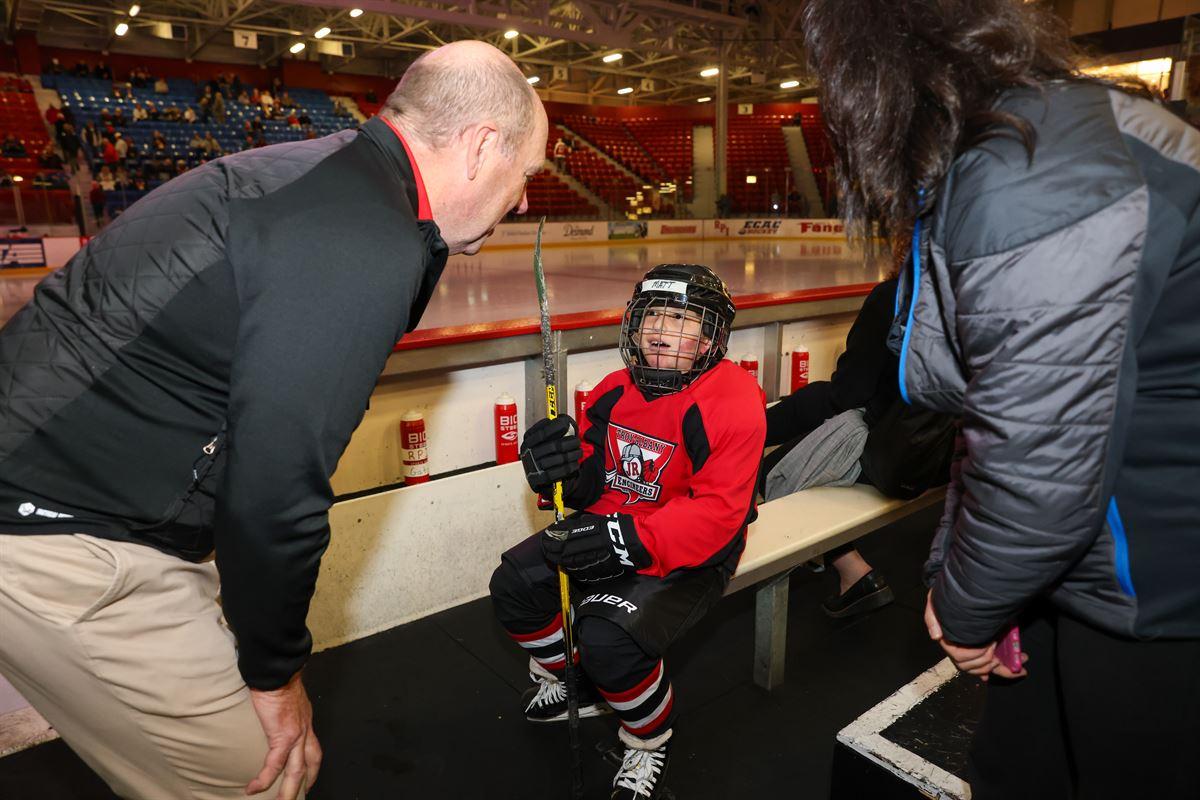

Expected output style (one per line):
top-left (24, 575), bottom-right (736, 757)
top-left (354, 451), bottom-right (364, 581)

top-left (1107, 497), bottom-right (1137, 597)
top-left (897, 196), bottom-right (924, 406)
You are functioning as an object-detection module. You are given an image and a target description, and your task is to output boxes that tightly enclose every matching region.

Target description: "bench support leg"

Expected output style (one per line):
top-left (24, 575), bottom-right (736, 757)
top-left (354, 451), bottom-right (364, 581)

top-left (753, 573), bottom-right (790, 690)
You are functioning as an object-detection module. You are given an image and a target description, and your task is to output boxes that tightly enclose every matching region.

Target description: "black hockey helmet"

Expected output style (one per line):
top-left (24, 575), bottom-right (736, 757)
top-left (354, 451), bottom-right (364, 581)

top-left (619, 264), bottom-right (736, 396)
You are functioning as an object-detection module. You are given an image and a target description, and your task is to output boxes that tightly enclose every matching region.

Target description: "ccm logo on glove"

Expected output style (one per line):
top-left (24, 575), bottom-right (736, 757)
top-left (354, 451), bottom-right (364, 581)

top-left (540, 512), bottom-right (651, 583)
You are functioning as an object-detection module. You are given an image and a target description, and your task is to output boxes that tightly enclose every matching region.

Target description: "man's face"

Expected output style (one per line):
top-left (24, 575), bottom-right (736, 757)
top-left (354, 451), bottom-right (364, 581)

top-left (636, 306), bottom-right (710, 371)
top-left (452, 105), bottom-right (548, 256)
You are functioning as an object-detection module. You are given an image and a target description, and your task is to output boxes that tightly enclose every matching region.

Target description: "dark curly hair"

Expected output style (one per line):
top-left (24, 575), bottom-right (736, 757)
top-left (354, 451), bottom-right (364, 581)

top-left (803, 0), bottom-right (1149, 253)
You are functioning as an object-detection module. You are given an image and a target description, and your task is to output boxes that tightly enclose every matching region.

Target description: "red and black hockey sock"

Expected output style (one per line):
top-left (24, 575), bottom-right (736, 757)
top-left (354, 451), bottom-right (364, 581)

top-left (578, 618), bottom-right (676, 742)
top-left (502, 611), bottom-right (579, 675)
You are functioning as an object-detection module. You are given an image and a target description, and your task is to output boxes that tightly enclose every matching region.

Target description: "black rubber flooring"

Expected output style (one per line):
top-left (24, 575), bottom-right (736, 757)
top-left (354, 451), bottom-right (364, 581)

top-left (0, 506), bottom-right (946, 800)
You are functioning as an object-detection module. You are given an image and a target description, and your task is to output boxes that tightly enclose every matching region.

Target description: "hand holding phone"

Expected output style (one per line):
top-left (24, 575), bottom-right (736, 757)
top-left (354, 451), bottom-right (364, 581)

top-left (995, 624), bottom-right (1023, 674)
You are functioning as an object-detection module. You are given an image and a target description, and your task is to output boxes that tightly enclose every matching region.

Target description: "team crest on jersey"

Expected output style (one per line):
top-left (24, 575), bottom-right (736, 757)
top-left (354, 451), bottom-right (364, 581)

top-left (605, 423), bottom-right (677, 504)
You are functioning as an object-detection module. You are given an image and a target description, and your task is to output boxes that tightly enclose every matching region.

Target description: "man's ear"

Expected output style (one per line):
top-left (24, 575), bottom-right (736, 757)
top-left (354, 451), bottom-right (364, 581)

top-left (465, 121), bottom-right (500, 181)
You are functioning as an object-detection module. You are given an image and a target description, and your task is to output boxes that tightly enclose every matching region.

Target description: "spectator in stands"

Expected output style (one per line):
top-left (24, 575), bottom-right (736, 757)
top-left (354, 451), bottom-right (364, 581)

top-left (213, 92), bottom-right (227, 124)
top-left (80, 121), bottom-right (102, 158)
top-left (365, 87), bottom-right (378, 103)
top-left (202, 132), bottom-right (221, 157)
top-left (101, 138), bottom-right (119, 169)
top-left (97, 165), bottom-right (115, 191)
top-left (303, 127), bottom-right (317, 140)
top-left (198, 95), bottom-right (211, 123)
top-left (59, 123), bottom-right (81, 165)
top-left (2, 134), bottom-right (27, 157)
top-left (113, 132), bottom-right (128, 163)
top-left (99, 107), bottom-right (113, 127)
top-left (145, 100), bottom-right (159, 121)
top-left (280, 91), bottom-right (295, 109)
top-left (154, 75), bottom-right (169, 94)
top-left (115, 166), bottom-right (131, 188)
top-left (151, 130), bottom-right (167, 152)
top-left (163, 104), bottom-right (181, 122)
top-left (183, 105), bottom-right (197, 124)
top-left (44, 104), bottom-right (63, 134)
top-left (0, 39), bottom-right (547, 800)
top-left (250, 115), bottom-right (264, 134)
top-left (38, 142), bottom-right (63, 170)
top-left (286, 111), bottom-right (300, 129)
top-left (271, 75), bottom-right (284, 95)
top-left (250, 86), bottom-right (261, 106)
top-left (132, 175), bottom-right (146, 191)
top-left (188, 131), bottom-right (206, 156)
top-left (253, 132), bottom-right (268, 148)
top-left (230, 73), bottom-right (244, 99)
top-left (297, 110), bottom-right (312, 126)
top-left (241, 133), bottom-right (255, 151)
top-left (48, 57), bottom-right (63, 75)
top-left (73, 60), bottom-right (89, 77)
top-left (805, 2), bottom-right (1200, 798)
top-left (552, 136), bottom-right (568, 167)
top-left (88, 179), bottom-right (105, 222)
top-left (131, 103), bottom-right (148, 123)
top-left (174, 158), bottom-right (189, 177)
top-left (259, 90), bottom-right (275, 116)
top-left (112, 107), bottom-right (126, 127)
top-left (332, 99), bottom-right (348, 117)
top-left (130, 67), bottom-right (146, 89)
top-left (716, 193), bottom-right (732, 217)
top-left (95, 61), bottom-right (113, 80)
top-left (237, 89), bottom-right (250, 105)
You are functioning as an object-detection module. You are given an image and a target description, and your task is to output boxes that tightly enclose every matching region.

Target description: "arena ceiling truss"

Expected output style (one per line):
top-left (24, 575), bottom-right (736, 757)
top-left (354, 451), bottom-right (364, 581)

top-left (9, 0), bottom-right (819, 104)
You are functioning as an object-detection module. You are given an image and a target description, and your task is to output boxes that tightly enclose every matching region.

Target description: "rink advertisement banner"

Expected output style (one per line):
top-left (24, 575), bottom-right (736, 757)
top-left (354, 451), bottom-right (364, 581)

top-left (704, 219), bottom-right (846, 239)
top-left (608, 221), bottom-right (648, 240)
top-left (647, 221), bottom-right (703, 238)
top-left (484, 219), bottom-right (845, 248)
top-left (489, 221), bottom-right (609, 246)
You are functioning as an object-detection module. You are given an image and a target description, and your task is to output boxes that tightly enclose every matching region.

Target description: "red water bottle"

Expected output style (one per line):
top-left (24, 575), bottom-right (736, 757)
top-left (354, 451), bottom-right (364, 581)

top-left (575, 380), bottom-right (594, 435)
top-left (738, 354), bottom-right (759, 381)
top-left (494, 393), bottom-right (519, 464)
top-left (400, 410), bottom-right (429, 485)
top-left (790, 347), bottom-right (810, 392)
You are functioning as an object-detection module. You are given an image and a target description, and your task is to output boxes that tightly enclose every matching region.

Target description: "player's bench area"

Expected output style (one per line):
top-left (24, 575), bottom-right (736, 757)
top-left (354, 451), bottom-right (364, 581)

top-left (730, 485), bottom-right (946, 690)
top-left (308, 463), bottom-right (946, 694)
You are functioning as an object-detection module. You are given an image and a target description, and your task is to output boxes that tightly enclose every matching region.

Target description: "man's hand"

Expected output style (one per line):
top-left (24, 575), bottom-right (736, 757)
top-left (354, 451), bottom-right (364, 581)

top-left (924, 591), bottom-right (1028, 681)
top-left (246, 671), bottom-right (322, 799)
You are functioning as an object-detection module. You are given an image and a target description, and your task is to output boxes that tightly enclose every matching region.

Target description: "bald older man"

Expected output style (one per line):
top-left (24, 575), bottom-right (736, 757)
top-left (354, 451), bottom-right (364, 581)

top-left (0, 41), bottom-right (547, 800)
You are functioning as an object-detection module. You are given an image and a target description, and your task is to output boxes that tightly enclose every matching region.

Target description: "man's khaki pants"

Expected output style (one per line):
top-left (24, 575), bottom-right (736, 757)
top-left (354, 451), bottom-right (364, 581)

top-left (0, 533), bottom-right (287, 799)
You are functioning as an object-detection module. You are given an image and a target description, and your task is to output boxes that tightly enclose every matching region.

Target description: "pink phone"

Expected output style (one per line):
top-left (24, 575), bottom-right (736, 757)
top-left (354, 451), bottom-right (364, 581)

top-left (995, 624), bottom-right (1022, 673)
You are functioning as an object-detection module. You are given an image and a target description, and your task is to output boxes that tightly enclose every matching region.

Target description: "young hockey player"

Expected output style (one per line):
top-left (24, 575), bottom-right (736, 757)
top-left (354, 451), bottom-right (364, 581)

top-left (489, 263), bottom-right (766, 799)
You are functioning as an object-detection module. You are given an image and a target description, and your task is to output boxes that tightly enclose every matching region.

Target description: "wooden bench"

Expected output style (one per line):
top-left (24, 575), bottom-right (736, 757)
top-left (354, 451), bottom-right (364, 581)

top-left (728, 485), bottom-right (947, 690)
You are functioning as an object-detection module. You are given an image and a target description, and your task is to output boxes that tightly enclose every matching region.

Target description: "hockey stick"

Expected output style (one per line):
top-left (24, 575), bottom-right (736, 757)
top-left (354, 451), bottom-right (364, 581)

top-left (533, 217), bottom-right (585, 800)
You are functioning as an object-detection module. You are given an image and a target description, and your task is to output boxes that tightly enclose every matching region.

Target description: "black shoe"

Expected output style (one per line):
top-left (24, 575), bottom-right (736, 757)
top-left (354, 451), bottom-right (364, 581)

top-left (611, 737), bottom-right (670, 799)
top-left (821, 570), bottom-right (894, 618)
top-left (522, 670), bottom-right (609, 723)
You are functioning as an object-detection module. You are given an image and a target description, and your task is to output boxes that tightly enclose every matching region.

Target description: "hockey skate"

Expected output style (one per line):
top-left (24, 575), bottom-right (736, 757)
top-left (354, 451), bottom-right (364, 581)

top-left (606, 728), bottom-right (672, 800)
top-left (522, 660), bottom-right (610, 723)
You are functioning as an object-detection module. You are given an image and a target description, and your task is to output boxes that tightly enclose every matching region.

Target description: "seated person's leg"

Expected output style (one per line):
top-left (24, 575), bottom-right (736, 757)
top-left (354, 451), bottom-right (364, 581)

top-left (489, 534), bottom-right (607, 721)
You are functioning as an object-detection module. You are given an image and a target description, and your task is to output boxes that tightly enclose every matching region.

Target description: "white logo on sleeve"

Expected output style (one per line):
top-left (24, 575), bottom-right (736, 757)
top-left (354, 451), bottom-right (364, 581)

top-left (17, 501), bottom-right (73, 519)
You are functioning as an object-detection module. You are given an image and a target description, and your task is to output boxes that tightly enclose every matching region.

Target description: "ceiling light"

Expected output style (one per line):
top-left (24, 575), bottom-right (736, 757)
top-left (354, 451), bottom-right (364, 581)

top-left (114, 22), bottom-right (129, 36)
top-left (745, 175), bottom-right (757, 184)
top-left (617, 87), bottom-right (633, 95)
top-left (602, 53), bottom-right (623, 63)
top-left (700, 67), bottom-right (719, 77)
top-left (527, 75), bottom-right (540, 85)
top-left (11, 175), bottom-right (23, 182)
top-left (504, 29), bottom-right (519, 39)
top-left (780, 79), bottom-right (799, 89)
top-left (697, 96), bottom-right (711, 103)
top-left (289, 41), bottom-right (306, 53)
top-left (314, 26), bottom-right (331, 38)
top-left (349, 8), bottom-right (364, 17)
top-left (128, 4), bottom-right (140, 16)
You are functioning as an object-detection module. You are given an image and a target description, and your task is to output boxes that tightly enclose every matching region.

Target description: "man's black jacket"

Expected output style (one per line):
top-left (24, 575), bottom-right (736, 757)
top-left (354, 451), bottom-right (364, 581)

top-left (0, 117), bottom-right (448, 689)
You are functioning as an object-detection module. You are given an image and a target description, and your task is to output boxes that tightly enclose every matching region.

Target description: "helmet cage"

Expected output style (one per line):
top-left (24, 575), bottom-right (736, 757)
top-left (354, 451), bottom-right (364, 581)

top-left (619, 287), bottom-right (732, 397)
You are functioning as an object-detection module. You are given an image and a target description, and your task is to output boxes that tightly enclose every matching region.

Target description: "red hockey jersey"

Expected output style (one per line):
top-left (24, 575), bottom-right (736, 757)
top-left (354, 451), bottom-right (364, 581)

top-left (563, 359), bottom-right (766, 577)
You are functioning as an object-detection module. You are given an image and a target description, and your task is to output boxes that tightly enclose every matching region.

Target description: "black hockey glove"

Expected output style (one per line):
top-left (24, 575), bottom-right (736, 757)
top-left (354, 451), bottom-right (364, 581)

top-left (520, 415), bottom-right (582, 494)
top-left (540, 512), bottom-right (652, 583)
